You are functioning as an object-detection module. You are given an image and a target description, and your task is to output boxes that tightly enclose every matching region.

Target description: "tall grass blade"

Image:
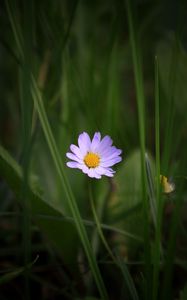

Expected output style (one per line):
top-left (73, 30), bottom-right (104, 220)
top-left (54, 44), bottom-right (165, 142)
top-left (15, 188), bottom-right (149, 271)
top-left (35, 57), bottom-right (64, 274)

top-left (125, 1), bottom-right (151, 298)
top-left (152, 56), bottom-right (162, 300)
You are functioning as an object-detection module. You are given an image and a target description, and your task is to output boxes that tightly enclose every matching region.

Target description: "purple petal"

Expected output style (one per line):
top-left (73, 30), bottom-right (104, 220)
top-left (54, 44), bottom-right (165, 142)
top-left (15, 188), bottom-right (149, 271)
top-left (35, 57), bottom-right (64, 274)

top-left (80, 165), bottom-right (89, 174)
top-left (66, 152), bottom-right (82, 163)
top-left (100, 156), bottom-right (122, 167)
top-left (88, 168), bottom-right (101, 179)
top-left (90, 132), bottom-right (101, 152)
top-left (78, 132), bottom-right (91, 155)
top-left (97, 135), bottom-right (113, 154)
top-left (101, 147), bottom-right (122, 160)
top-left (94, 173), bottom-right (102, 179)
top-left (95, 166), bottom-right (115, 176)
top-left (66, 162), bottom-right (82, 168)
top-left (70, 144), bottom-right (84, 159)
top-left (104, 170), bottom-right (114, 177)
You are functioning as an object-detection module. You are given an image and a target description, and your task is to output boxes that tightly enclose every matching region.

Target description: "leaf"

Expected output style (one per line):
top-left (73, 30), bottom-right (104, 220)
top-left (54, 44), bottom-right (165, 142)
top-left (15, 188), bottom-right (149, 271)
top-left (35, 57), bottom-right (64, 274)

top-left (0, 144), bottom-right (79, 267)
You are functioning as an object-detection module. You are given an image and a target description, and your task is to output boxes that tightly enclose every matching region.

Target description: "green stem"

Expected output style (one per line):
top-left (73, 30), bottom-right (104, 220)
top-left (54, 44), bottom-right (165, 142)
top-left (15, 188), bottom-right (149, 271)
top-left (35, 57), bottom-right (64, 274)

top-left (89, 182), bottom-right (116, 262)
top-left (152, 56), bottom-right (162, 300)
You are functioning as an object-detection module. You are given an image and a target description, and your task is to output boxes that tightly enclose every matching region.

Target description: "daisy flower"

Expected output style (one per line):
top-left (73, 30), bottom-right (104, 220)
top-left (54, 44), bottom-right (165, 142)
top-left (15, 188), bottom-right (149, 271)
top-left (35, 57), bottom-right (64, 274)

top-left (66, 132), bottom-right (122, 179)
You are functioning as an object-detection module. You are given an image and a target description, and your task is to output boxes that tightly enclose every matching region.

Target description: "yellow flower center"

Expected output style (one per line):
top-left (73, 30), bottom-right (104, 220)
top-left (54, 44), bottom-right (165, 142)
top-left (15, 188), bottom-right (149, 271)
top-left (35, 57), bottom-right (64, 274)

top-left (84, 152), bottom-right (100, 168)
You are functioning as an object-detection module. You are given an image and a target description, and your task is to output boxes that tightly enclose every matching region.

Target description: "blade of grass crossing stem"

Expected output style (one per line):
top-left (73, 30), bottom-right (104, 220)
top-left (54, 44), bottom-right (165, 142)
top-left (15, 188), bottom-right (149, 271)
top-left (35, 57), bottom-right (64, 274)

top-left (31, 77), bottom-right (108, 299)
top-left (145, 153), bottom-right (157, 228)
top-left (125, 1), bottom-right (151, 298)
top-left (6, 1), bottom-right (24, 59)
top-left (152, 57), bottom-right (162, 300)
top-left (117, 256), bottom-right (139, 300)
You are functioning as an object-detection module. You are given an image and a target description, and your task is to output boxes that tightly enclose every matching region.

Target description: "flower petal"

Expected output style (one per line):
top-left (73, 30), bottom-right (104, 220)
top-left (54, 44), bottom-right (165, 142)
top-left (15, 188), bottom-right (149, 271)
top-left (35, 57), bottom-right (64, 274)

top-left (66, 152), bottom-right (83, 163)
top-left (78, 132), bottom-right (91, 154)
top-left (90, 132), bottom-right (101, 152)
top-left (70, 144), bottom-right (84, 159)
top-left (66, 162), bottom-right (82, 168)
top-left (95, 166), bottom-right (115, 176)
top-left (100, 156), bottom-right (122, 167)
top-left (104, 170), bottom-right (114, 177)
top-left (97, 135), bottom-right (113, 154)
top-left (80, 165), bottom-right (89, 174)
top-left (101, 147), bottom-right (122, 161)
top-left (88, 168), bottom-right (101, 179)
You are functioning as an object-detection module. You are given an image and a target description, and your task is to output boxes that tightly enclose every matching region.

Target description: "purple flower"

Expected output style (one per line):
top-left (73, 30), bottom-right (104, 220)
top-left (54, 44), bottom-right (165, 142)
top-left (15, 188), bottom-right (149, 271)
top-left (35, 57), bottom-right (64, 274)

top-left (66, 132), bottom-right (122, 179)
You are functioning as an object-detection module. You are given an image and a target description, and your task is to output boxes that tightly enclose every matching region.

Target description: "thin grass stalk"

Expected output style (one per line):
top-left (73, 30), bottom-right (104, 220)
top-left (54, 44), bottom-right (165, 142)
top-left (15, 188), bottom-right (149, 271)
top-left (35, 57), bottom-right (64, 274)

top-left (152, 56), bottom-right (162, 300)
top-left (145, 153), bottom-right (157, 228)
top-left (89, 183), bottom-right (116, 262)
top-left (125, 1), bottom-right (151, 298)
top-left (162, 35), bottom-right (179, 174)
top-left (31, 77), bottom-right (108, 299)
top-left (6, 1), bottom-right (24, 59)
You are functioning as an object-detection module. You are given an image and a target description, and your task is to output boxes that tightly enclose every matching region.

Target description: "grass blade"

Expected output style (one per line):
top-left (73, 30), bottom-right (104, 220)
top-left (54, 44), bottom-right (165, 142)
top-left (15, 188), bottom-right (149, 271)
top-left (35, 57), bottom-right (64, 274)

top-left (145, 153), bottom-right (157, 228)
top-left (31, 77), bottom-right (108, 299)
top-left (125, 1), bottom-right (151, 298)
top-left (152, 57), bottom-right (162, 300)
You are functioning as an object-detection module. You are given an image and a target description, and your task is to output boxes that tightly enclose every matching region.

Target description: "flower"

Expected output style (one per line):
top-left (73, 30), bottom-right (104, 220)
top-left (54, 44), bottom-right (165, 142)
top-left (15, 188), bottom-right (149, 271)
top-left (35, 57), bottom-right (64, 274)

top-left (160, 175), bottom-right (175, 194)
top-left (66, 132), bottom-right (122, 179)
